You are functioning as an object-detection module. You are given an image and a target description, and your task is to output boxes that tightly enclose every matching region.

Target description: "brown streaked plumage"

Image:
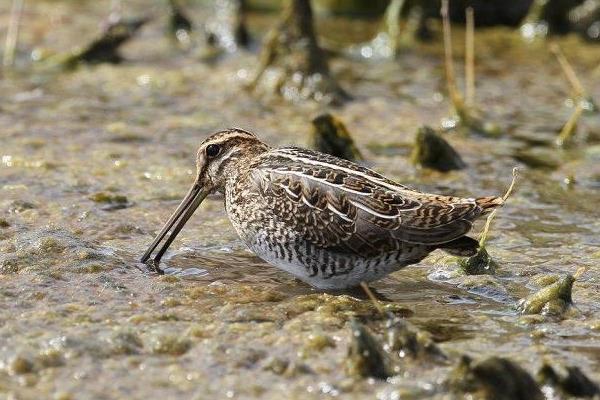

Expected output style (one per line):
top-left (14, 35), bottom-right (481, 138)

top-left (141, 128), bottom-right (503, 289)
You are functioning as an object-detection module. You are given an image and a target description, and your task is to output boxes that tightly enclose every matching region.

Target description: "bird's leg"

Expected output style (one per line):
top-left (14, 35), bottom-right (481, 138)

top-left (147, 258), bottom-right (165, 275)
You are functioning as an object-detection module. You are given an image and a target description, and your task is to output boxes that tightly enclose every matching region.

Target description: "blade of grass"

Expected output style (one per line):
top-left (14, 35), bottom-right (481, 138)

top-left (465, 7), bottom-right (475, 107)
top-left (479, 168), bottom-right (519, 247)
top-left (360, 282), bottom-right (385, 316)
top-left (441, 0), bottom-right (463, 107)
top-left (556, 101), bottom-right (584, 147)
top-left (549, 43), bottom-right (585, 99)
top-left (3, 0), bottom-right (24, 68)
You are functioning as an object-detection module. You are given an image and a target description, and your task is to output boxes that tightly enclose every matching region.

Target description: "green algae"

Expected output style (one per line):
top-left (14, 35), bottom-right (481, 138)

top-left (185, 324), bottom-right (212, 339)
top-left (103, 331), bottom-right (142, 355)
top-left (517, 274), bottom-right (575, 315)
top-left (72, 263), bottom-right (111, 274)
top-left (457, 247), bottom-right (497, 275)
top-left (6, 355), bottom-right (35, 376)
top-left (530, 274), bottom-right (559, 286)
top-left (263, 357), bottom-right (311, 377)
top-left (301, 332), bottom-right (336, 354)
top-left (88, 191), bottom-right (132, 211)
top-left (262, 356), bottom-right (290, 375)
top-left (89, 192), bottom-right (129, 204)
top-left (0, 257), bottom-right (19, 274)
top-left (149, 334), bottom-right (191, 356)
top-left (456, 168), bottom-right (517, 276)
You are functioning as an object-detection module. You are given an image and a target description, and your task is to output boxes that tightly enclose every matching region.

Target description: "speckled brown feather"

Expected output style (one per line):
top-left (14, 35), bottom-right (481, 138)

top-left (247, 147), bottom-right (501, 256)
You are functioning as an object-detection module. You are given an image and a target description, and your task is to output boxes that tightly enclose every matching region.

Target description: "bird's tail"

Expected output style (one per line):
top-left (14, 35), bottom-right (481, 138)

top-left (475, 196), bottom-right (504, 212)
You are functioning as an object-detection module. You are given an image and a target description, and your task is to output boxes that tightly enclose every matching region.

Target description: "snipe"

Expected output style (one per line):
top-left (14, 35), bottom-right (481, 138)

top-left (141, 128), bottom-right (503, 289)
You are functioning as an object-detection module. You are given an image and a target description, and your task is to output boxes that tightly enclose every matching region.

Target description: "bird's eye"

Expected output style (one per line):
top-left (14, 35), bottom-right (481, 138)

top-left (206, 144), bottom-right (221, 158)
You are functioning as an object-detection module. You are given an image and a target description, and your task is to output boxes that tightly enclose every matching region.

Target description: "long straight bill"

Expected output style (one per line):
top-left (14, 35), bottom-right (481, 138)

top-left (140, 181), bottom-right (208, 269)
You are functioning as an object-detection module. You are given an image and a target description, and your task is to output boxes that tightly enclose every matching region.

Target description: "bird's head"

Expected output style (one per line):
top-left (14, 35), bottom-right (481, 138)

top-left (195, 128), bottom-right (268, 192)
top-left (141, 128), bottom-right (268, 267)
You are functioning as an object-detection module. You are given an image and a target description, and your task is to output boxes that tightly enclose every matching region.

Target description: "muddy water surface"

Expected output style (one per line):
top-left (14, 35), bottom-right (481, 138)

top-left (1, 1), bottom-right (600, 399)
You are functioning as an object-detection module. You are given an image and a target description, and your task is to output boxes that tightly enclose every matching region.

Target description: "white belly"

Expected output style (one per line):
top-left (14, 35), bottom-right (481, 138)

top-left (224, 187), bottom-right (422, 289)
top-left (238, 230), bottom-right (413, 290)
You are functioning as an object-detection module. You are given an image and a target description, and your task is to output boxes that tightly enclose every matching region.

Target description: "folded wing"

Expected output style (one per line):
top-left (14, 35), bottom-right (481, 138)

top-left (250, 148), bottom-right (501, 257)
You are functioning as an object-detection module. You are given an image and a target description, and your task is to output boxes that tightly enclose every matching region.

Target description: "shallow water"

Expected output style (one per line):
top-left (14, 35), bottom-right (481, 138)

top-left (1, 1), bottom-right (600, 399)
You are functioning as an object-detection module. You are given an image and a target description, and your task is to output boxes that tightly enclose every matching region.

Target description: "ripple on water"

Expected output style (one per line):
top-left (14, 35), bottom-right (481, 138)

top-left (159, 247), bottom-right (305, 290)
top-left (163, 266), bottom-right (209, 278)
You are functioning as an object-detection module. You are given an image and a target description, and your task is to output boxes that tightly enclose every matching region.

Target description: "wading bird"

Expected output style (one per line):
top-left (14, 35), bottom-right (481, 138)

top-left (141, 128), bottom-right (502, 289)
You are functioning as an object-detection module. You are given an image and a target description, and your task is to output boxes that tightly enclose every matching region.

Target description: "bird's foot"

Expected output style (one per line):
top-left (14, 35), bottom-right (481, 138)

top-left (146, 259), bottom-right (165, 275)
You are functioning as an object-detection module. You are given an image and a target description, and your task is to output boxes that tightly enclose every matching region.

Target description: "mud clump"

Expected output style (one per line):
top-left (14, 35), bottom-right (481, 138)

top-left (457, 246), bottom-right (497, 275)
top-left (346, 316), bottom-right (447, 380)
top-left (345, 319), bottom-right (393, 379)
top-left (263, 357), bottom-right (312, 377)
top-left (447, 356), bottom-right (544, 400)
top-left (167, 0), bottom-right (193, 46)
top-left (7, 200), bottom-right (36, 214)
top-left (6, 355), bottom-right (35, 375)
top-left (384, 317), bottom-right (447, 362)
top-left (410, 126), bottom-right (465, 172)
top-left (538, 363), bottom-right (600, 398)
top-left (311, 113), bottom-right (362, 162)
top-left (517, 274), bottom-right (574, 315)
top-left (248, 0), bottom-right (349, 104)
top-left (89, 191), bottom-right (132, 211)
top-left (301, 332), bottom-right (336, 355)
top-left (2, 349), bottom-right (66, 376)
top-left (55, 16), bottom-right (149, 69)
top-left (105, 330), bottom-right (144, 356)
